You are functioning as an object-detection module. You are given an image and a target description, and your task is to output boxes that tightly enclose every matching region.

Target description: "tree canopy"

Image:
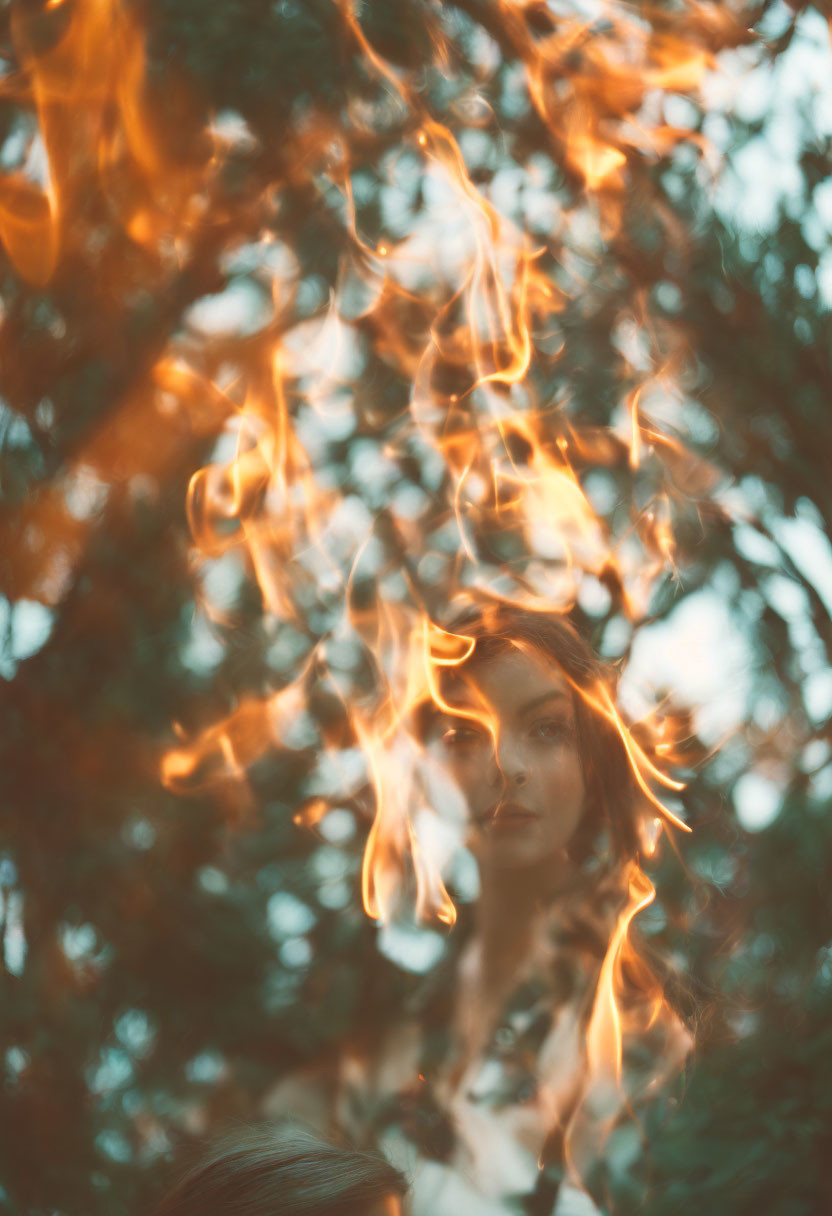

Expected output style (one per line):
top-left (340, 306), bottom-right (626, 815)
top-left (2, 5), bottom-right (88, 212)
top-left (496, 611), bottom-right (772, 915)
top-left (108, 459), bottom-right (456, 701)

top-left (0, 1), bottom-right (831, 1212)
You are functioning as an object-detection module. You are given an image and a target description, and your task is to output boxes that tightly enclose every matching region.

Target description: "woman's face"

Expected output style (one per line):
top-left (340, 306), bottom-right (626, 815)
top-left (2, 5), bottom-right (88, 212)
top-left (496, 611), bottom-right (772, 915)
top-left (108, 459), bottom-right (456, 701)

top-left (430, 646), bottom-right (586, 869)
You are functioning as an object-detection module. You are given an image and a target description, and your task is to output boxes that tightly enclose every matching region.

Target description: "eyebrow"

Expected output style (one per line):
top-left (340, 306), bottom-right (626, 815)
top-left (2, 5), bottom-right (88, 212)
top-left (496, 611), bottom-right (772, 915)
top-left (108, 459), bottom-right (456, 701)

top-left (518, 690), bottom-right (571, 716)
top-left (437, 688), bottom-right (571, 720)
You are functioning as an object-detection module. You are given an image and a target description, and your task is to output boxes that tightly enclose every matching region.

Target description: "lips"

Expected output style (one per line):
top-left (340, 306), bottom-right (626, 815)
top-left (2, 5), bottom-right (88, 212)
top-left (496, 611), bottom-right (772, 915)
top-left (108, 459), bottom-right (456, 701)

top-left (477, 802), bottom-right (538, 831)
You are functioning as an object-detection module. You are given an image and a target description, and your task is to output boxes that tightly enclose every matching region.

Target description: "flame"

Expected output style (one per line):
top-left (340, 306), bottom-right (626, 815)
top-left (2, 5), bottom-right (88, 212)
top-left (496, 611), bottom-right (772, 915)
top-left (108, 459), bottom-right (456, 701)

top-left (577, 680), bottom-right (690, 832)
top-left (508, 1), bottom-right (716, 207)
top-left (358, 722), bottom-right (457, 928)
top-left (558, 853), bottom-right (692, 1184)
top-left (0, 0), bottom-right (736, 921)
top-left (292, 798), bottom-right (329, 830)
top-left (4, 7), bottom-right (739, 1193)
top-left (0, 357), bottom-right (239, 605)
top-left (161, 681), bottom-right (308, 795)
top-left (185, 349), bottom-right (338, 624)
top-left (348, 611), bottom-right (466, 926)
top-left (0, 0), bottom-right (213, 284)
top-left (586, 862), bottom-right (658, 1084)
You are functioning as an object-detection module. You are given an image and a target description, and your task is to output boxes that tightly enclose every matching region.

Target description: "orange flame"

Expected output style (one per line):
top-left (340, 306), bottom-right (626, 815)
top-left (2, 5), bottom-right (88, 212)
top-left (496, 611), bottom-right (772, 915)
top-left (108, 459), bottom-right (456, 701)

top-left (0, 0), bottom-right (212, 284)
top-left (161, 681), bottom-right (308, 795)
top-left (0, 2), bottom-right (755, 1205)
top-left (558, 853), bottom-right (693, 1187)
top-left (586, 861), bottom-right (658, 1084)
top-left (137, 0), bottom-right (736, 928)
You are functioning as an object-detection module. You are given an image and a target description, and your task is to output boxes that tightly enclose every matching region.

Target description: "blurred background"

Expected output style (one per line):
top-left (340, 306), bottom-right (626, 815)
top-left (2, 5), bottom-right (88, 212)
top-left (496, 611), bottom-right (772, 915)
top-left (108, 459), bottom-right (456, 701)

top-left (0, 0), bottom-right (831, 1212)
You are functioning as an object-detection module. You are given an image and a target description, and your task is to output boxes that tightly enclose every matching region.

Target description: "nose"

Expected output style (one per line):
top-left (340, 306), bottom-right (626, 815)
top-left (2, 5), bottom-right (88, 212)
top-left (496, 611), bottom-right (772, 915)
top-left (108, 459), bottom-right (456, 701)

top-left (488, 731), bottom-right (528, 789)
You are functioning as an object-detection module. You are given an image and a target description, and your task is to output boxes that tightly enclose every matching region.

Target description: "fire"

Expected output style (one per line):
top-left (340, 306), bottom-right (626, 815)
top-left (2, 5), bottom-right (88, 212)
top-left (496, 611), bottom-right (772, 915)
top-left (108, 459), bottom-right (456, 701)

top-left (562, 854), bottom-right (692, 1182)
top-left (142, 0), bottom-right (721, 923)
top-left (0, 0), bottom-right (759, 1201)
top-left (344, 611), bottom-right (479, 926)
top-left (576, 679), bottom-right (691, 833)
top-left (495, 0), bottom-right (720, 226)
top-left (0, 0), bottom-right (728, 923)
top-left (586, 861), bottom-right (659, 1085)
top-left (161, 680), bottom-right (308, 796)
top-left (184, 351), bottom-right (336, 623)
top-left (358, 721), bottom-right (457, 927)
top-left (0, 0), bottom-right (211, 285)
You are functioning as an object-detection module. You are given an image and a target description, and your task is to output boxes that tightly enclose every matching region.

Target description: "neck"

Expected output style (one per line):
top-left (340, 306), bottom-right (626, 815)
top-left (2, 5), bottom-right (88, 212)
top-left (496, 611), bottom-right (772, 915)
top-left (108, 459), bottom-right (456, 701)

top-left (475, 853), bottom-right (570, 984)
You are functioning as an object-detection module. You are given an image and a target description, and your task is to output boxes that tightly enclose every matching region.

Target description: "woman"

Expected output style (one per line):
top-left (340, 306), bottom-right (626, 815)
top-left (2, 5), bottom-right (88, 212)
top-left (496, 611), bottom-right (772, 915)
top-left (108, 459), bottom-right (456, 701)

top-left (343, 599), bottom-right (693, 1216)
top-left (152, 1121), bottom-right (408, 1216)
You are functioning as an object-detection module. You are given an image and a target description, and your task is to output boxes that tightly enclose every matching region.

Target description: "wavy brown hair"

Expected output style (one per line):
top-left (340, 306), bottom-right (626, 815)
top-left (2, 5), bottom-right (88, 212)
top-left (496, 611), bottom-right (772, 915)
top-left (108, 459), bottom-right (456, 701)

top-left (421, 597), bottom-right (644, 863)
top-left (152, 1122), bottom-right (407, 1216)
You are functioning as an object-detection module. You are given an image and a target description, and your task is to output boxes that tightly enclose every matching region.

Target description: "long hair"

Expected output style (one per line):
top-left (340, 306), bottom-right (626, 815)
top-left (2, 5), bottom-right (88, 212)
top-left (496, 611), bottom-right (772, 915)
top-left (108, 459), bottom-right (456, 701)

top-left (427, 598), bottom-right (643, 863)
top-left (152, 1123), bottom-right (407, 1216)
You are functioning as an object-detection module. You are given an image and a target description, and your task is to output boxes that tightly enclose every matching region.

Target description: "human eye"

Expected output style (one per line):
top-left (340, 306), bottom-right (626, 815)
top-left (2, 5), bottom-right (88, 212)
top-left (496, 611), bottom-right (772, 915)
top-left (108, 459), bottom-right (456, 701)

top-left (441, 722), bottom-right (486, 748)
top-left (529, 717), bottom-right (571, 742)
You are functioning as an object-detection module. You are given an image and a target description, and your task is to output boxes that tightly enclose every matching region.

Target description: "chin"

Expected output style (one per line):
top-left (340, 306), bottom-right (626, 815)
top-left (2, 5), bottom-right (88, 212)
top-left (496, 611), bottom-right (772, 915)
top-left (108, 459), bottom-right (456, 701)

top-left (477, 835), bottom-right (565, 871)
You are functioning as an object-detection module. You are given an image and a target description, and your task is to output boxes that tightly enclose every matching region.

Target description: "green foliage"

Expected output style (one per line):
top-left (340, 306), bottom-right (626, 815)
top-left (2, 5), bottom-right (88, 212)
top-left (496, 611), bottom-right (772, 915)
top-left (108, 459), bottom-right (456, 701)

top-left (0, 0), bottom-right (830, 1213)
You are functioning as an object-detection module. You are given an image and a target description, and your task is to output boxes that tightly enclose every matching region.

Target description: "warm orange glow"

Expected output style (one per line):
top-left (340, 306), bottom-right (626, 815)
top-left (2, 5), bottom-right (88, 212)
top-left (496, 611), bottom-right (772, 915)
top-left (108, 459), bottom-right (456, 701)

top-left (292, 799), bottom-right (329, 829)
top-left (0, 179), bottom-right (58, 287)
top-left (359, 730), bottom-right (457, 928)
top-left (577, 680), bottom-right (691, 833)
top-left (564, 101), bottom-right (628, 192)
top-left (0, 6), bottom-right (752, 1200)
top-left (502, 0), bottom-right (715, 217)
top-left (161, 682), bottom-right (307, 795)
top-left (0, 0), bottom-right (211, 284)
top-left (586, 861), bottom-right (657, 1084)
top-left (0, 0), bottom-right (725, 935)
top-left (627, 387), bottom-right (643, 470)
top-left (110, 0), bottom-right (720, 929)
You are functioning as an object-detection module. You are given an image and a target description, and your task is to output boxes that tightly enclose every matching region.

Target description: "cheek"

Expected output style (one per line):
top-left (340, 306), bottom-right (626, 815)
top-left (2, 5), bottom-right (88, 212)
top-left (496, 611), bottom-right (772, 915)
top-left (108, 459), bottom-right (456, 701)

top-left (435, 748), bottom-right (493, 816)
top-left (534, 749), bottom-right (585, 812)
top-left (552, 751), bottom-right (583, 790)
top-left (448, 752), bottom-right (489, 796)
top-left (435, 738), bottom-right (482, 774)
